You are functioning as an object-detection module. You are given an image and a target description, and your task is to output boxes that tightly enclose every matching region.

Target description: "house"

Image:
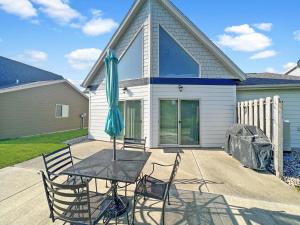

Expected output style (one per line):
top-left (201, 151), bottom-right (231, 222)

top-left (237, 73), bottom-right (300, 149)
top-left (82, 0), bottom-right (246, 148)
top-left (0, 56), bottom-right (89, 140)
top-left (284, 60), bottom-right (300, 76)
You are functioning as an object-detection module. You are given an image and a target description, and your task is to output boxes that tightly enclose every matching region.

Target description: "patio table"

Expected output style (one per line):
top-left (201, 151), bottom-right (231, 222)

top-left (61, 149), bottom-right (151, 218)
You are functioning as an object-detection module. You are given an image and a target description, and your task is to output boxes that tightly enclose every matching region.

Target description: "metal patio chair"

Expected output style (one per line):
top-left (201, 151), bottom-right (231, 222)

top-left (42, 145), bottom-right (93, 188)
top-left (41, 171), bottom-right (129, 225)
top-left (132, 152), bottom-right (181, 225)
top-left (121, 137), bottom-right (147, 152)
top-left (118, 137), bottom-right (147, 196)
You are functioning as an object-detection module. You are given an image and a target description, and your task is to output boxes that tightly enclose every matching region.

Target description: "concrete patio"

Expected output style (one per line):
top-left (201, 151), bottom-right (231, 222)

top-left (0, 141), bottom-right (299, 225)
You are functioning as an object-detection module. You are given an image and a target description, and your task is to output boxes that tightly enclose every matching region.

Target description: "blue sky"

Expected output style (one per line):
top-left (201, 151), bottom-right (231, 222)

top-left (0, 0), bottom-right (299, 88)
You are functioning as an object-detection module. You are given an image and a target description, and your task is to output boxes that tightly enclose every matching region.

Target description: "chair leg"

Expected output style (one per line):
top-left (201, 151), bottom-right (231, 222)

top-left (132, 195), bottom-right (137, 225)
top-left (167, 193), bottom-right (171, 205)
top-left (95, 179), bottom-right (98, 193)
top-left (162, 199), bottom-right (167, 225)
top-left (106, 179), bottom-right (108, 188)
top-left (126, 211), bottom-right (130, 225)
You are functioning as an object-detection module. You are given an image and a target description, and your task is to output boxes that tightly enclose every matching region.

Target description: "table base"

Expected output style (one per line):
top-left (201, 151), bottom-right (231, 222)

top-left (105, 195), bottom-right (129, 218)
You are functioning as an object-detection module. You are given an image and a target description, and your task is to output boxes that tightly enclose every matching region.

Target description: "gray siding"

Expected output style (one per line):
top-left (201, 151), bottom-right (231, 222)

top-left (0, 82), bottom-right (89, 140)
top-left (237, 88), bottom-right (300, 148)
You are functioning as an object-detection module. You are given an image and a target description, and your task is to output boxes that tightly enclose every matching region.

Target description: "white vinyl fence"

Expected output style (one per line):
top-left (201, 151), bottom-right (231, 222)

top-left (237, 96), bottom-right (283, 178)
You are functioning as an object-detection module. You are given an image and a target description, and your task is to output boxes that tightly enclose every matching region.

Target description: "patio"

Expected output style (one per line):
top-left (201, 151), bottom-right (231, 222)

top-left (0, 140), bottom-right (299, 225)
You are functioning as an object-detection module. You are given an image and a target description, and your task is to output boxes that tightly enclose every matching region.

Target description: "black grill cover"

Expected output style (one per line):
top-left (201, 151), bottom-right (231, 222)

top-left (225, 124), bottom-right (272, 171)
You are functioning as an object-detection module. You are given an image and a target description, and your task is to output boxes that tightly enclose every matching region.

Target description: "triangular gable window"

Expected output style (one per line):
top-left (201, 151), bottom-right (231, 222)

top-left (118, 30), bottom-right (143, 80)
top-left (159, 26), bottom-right (199, 77)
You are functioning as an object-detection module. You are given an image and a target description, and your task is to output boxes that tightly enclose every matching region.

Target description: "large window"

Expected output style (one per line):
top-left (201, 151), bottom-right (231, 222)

top-left (118, 30), bottom-right (143, 80)
top-left (159, 26), bottom-right (199, 78)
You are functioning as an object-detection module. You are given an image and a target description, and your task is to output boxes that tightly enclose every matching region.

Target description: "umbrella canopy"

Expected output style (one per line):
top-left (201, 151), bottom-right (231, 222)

top-left (104, 49), bottom-right (124, 160)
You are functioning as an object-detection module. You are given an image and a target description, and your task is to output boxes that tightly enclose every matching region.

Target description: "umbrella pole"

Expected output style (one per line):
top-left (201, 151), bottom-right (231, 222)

top-left (113, 136), bottom-right (116, 161)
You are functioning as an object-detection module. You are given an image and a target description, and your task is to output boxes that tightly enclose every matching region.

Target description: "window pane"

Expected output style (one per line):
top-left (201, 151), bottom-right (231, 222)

top-left (125, 101), bottom-right (141, 139)
top-left (118, 30), bottom-right (143, 80)
top-left (159, 26), bottom-right (199, 77)
top-left (160, 100), bottom-right (178, 144)
top-left (56, 105), bottom-right (62, 117)
top-left (117, 101), bottom-right (125, 139)
top-left (180, 100), bottom-right (199, 145)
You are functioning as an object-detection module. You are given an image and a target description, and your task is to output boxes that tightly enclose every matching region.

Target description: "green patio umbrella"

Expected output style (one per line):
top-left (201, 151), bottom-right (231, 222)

top-left (104, 49), bottom-right (124, 161)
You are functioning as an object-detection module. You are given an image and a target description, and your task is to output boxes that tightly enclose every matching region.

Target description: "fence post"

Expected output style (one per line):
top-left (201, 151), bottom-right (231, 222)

top-left (245, 101), bottom-right (249, 125)
top-left (254, 99), bottom-right (258, 127)
top-left (265, 97), bottom-right (272, 140)
top-left (241, 102), bottom-right (245, 124)
top-left (273, 96), bottom-right (283, 178)
top-left (249, 100), bottom-right (253, 125)
top-left (237, 102), bottom-right (241, 123)
top-left (259, 98), bottom-right (265, 132)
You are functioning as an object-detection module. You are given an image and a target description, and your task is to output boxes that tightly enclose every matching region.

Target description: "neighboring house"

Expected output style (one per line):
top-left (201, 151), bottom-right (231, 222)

top-left (82, 0), bottom-right (246, 148)
top-left (237, 73), bottom-right (300, 149)
top-left (285, 60), bottom-right (300, 76)
top-left (0, 56), bottom-right (89, 140)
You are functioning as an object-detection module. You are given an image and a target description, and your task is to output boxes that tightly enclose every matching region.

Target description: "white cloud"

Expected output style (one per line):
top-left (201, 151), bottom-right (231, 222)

top-left (293, 30), bottom-right (300, 41)
top-left (254, 23), bottom-right (272, 31)
top-left (0, 0), bottom-right (37, 19)
top-left (31, 0), bottom-right (81, 24)
top-left (82, 9), bottom-right (118, 36)
top-left (250, 50), bottom-right (277, 60)
top-left (65, 48), bottom-right (102, 70)
top-left (67, 78), bottom-right (84, 89)
top-left (225, 24), bottom-right (255, 34)
top-left (283, 62), bottom-right (297, 71)
top-left (218, 32), bottom-right (272, 52)
top-left (265, 67), bottom-right (278, 73)
top-left (16, 50), bottom-right (48, 63)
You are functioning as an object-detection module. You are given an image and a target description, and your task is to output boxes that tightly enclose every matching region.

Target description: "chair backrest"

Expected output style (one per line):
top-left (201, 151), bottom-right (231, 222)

top-left (42, 145), bottom-right (73, 181)
top-left (167, 153), bottom-right (181, 191)
top-left (41, 171), bottom-right (93, 225)
top-left (123, 137), bottom-right (147, 152)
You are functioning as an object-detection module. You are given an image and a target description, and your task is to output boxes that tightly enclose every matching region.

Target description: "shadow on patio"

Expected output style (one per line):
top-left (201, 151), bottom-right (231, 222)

top-left (132, 187), bottom-right (300, 225)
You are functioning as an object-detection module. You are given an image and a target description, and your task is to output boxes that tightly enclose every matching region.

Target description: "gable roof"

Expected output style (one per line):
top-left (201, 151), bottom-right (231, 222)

top-left (284, 62), bottom-right (299, 75)
top-left (0, 56), bottom-right (63, 89)
top-left (0, 79), bottom-right (88, 99)
top-left (82, 0), bottom-right (246, 87)
top-left (237, 73), bottom-right (300, 89)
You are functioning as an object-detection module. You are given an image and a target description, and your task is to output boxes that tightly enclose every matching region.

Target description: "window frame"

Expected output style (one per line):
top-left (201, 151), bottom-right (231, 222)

top-left (55, 104), bottom-right (69, 118)
top-left (158, 25), bottom-right (201, 78)
top-left (117, 26), bottom-right (144, 81)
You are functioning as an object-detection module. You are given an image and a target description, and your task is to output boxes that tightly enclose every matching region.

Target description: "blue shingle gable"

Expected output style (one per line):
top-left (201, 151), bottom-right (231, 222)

top-left (0, 56), bottom-right (63, 89)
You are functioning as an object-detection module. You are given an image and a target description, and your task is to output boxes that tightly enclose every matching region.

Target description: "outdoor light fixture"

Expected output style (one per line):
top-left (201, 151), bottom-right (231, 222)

top-left (178, 85), bottom-right (183, 92)
top-left (122, 87), bottom-right (128, 94)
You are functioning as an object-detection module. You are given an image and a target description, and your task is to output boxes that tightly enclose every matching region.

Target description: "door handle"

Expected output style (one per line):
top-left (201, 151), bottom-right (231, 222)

top-left (178, 120), bottom-right (181, 124)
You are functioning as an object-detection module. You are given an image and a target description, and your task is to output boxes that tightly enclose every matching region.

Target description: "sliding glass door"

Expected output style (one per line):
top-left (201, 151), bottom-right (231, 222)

top-left (118, 100), bottom-right (142, 139)
top-left (160, 99), bottom-right (199, 145)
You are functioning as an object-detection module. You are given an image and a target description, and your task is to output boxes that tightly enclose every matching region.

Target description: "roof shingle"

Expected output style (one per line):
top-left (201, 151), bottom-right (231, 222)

top-left (0, 56), bottom-right (63, 89)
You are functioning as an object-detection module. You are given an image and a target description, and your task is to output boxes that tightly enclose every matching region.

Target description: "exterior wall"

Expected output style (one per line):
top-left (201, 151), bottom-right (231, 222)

top-left (150, 0), bottom-right (235, 79)
top-left (237, 88), bottom-right (300, 148)
top-left (150, 84), bottom-right (236, 147)
top-left (0, 82), bottom-right (89, 140)
top-left (89, 85), bottom-right (150, 146)
top-left (91, 0), bottom-right (150, 86)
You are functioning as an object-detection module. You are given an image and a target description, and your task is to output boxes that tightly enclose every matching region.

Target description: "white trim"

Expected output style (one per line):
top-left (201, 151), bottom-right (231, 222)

top-left (158, 25), bottom-right (202, 78)
top-left (237, 84), bottom-right (300, 90)
top-left (0, 79), bottom-right (88, 99)
top-left (82, 0), bottom-right (245, 87)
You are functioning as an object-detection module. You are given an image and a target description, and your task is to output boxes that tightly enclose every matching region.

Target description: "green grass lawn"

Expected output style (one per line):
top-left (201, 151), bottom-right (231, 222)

top-left (0, 129), bottom-right (88, 169)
